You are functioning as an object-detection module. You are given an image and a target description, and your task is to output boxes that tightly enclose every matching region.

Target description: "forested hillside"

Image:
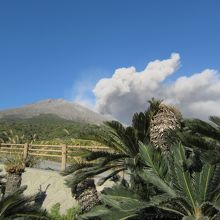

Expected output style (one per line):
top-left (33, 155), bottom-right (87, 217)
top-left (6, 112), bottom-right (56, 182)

top-left (0, 114), bottom-right (102, 145)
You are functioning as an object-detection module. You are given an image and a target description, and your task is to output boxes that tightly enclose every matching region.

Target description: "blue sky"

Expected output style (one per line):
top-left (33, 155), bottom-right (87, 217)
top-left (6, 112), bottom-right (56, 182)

top-left (0, 0), bottom-right (220, 117)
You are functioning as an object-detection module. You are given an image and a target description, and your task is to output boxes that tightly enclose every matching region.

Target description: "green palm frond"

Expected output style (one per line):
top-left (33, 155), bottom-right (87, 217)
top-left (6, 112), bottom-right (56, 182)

top-left (184, 119), bottom-right (220, 140)
top-left (81, 185), bottom-right (151, 220)
top-left (138, 142), bottom-right (220, 218)
top-left (80, 205), bottom-right (137, 220)
top-left (132, 112), bottom-right (149, 142)
top-left (0, 186), bottom-right (49, 219)
top-left (140, 170), bottom-right (176, 198)
top-left (175, 116), bottom-right (220, 166)
top-left (97, 168), bottom-right (126, 186)
top-left (170, 144), bottom-right (205, 212)
top-left (180, 117), bottom-right (220, 148)
top-left (61, 160), bottom-right (95, 176)
top-left (82, 150), bottom-right (125, 165)
top-left (158, 198), bottom-right (191, 217)
top-left (178, 131), bottom-right (218, 151)
top-left (96, 126), bottom-right (128, 154)
top-left (207, 165), bottom-right (220, 201)
top-left (102, 121), bottom-right (139, 156)
top-left (65, 164), bottom-right (121, 191)
top-left (139, 142), bottom-right (176, 197)
top-left (139, 142), bottom-right (168, 179)
top-left (80, 205), bottom-right (111, 219)
top-left (194, 163), bottom-right (220, 205)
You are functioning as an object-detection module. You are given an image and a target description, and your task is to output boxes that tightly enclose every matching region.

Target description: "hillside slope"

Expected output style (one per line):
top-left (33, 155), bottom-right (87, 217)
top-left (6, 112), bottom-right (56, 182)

top-left (0, 114), bottom-right (104, 144)
top-left (0, 99), bottom-right (114, 143)
top-left (0, 99), bottom-right (112, 124)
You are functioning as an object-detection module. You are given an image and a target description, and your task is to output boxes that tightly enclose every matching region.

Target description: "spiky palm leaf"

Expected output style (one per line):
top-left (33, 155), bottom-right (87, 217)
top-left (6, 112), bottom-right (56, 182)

top-left (62, 99), bottom-right (163, 215)
top-left (0, 186), bottom-right (49, 220)
top-left (140, 143), bottom-right (220, 219)
top-left (84, 143), bottom-right (220, 219)
top-left (80, 184), bottom-right (151, 220)
top-left (62, 99), bottom-right (161, 191)
top-left (176, 116), bottom-right (220, 164)
top-left (81, 184), bottom-right (181, 220)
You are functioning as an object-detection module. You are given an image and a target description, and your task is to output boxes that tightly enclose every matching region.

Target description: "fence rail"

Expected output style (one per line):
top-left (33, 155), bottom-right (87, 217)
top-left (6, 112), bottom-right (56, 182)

top-left (0, 143), bottom-right (109, 171)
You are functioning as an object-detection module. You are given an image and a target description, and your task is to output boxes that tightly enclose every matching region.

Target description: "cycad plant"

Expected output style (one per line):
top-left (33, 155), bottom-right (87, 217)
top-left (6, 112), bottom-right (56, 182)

top-left (49, 202), bottom-right (79, 220)
top-left (0, 186), bottom-right (49, 220)
top-left (62, 98), bottom-right (161, 196)
top-left (0, 168), bottom-right (49, 219)
top-left (4, 154), bottom-right (25, 197)
top-left (82, 143), bottom-right (220, 220)
top-left (0, 130), bottom-right (39, 168)
top-left (62, 99), bottom-right (161, 215)
top-left (139, 143), bottom-right (220, 219)
top-left (74, 178), bottom-right (101, 213)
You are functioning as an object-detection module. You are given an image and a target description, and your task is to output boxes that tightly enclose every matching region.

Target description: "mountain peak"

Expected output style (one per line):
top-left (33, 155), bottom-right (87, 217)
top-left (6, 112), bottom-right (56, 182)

top-left (0, 99), bottom-right (113, 124)
top-left (36, 98), bottom-right (68, 104)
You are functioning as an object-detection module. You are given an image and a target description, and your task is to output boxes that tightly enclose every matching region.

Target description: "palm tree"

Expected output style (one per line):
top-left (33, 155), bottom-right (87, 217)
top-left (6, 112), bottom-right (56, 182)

top-left (0, 186), bottom-right (49, 220)
top-left (62, 98), bottom-right (174, 214)
top-left (149, 100), bottom-right (182, 151)
top-left (63, 98), bottom-right (183, 214)
top-left (62, 99), bottom-right (161, 196)
top-left (81, 143), bottom-right (220, 220)
top-left (1, 131), bottom-right (39, 196)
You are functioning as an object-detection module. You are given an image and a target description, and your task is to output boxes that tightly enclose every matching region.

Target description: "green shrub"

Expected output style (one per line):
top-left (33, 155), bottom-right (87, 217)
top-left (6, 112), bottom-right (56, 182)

top-left (49, 203), bottom-right (79, 220)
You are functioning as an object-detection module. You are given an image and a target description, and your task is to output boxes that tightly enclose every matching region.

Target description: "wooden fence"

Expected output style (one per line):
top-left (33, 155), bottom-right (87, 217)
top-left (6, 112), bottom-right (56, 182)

top-left (0, 143), bottom-right (109, 171)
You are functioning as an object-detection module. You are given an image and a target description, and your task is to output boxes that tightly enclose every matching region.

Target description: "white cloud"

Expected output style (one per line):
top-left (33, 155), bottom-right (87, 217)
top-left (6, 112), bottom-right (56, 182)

top-left (92, 53), bottom-right (220, 123)
top-left (165, 69), bottom-right (220, 119)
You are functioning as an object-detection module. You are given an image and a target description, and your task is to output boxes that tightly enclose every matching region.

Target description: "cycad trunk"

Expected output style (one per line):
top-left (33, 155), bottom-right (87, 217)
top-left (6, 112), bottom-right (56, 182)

top-left (0, 169), bottom-right (6, 198)
top-left (150, 104), bottom-right (182, 151)
top-left (4, 172), bottom-right (22, 197)
top-left (75, 178), bottom-right (101, 214)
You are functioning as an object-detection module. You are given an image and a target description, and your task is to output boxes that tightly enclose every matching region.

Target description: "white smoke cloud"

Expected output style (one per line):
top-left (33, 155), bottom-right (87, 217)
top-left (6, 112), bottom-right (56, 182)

top-left (92, 53), bottom-right (220, 123)
top-left (72, 81), bottom-right (95, 110)
top-left (165, 69), bottom-right (220, 119)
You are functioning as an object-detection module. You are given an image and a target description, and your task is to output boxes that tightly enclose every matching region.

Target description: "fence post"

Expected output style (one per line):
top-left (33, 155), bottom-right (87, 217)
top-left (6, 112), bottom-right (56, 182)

top-left (61, 144), bottom-right (67, 171)
top-left (23, 143), bottom-right (29, 161)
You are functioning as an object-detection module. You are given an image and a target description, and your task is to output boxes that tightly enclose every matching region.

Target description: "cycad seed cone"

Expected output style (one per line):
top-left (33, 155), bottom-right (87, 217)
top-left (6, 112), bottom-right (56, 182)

top-left (150, 103), bottom-right (182, 151)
